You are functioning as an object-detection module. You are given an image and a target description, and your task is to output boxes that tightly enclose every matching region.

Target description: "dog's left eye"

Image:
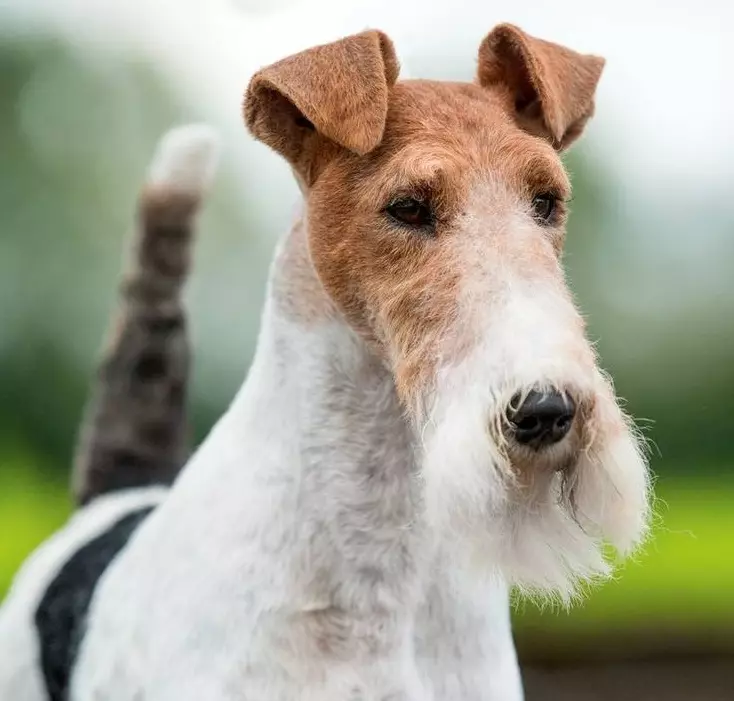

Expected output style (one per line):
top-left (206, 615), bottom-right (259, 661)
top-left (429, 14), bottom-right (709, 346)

top-left (385, 198), bottom-right (434, 231)
top-left (531, 193), bottom-right (557, 223)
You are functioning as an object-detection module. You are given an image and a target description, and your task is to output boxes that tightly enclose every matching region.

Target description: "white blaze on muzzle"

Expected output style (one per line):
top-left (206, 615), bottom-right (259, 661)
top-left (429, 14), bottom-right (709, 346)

top-left (415, 191), bottom-right (650, 599)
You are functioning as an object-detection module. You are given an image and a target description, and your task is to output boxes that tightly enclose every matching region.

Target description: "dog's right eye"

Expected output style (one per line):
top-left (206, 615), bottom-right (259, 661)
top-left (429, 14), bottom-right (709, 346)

top-left (385, 198), bottom-right (435, 232)
top-left (531, 193), bottom-right (557, 223)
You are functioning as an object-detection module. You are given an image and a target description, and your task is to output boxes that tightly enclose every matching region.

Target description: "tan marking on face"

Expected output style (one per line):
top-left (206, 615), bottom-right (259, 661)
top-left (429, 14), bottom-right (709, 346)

top-left (301, 80), bottom-right (572, 405)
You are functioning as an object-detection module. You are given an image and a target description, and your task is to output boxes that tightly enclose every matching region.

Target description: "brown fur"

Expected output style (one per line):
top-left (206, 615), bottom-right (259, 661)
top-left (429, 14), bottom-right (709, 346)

top-left (244, 25), bottom-right (604, 406)
top-left (245, 30), bottom-right (399, 177)
top-left (477, 23), bottom-right (605, 149)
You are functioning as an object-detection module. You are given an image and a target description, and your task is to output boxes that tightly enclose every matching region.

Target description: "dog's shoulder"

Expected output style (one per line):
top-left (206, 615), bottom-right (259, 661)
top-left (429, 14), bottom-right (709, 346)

top-left (0, 487), bottom-right (166, 701)
top-left (35, 504), bottom-right (156, 701)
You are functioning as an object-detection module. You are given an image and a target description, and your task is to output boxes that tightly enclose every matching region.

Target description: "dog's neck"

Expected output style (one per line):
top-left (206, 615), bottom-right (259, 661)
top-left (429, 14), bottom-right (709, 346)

top-left (192, 206), bottom-right (423, 610)
top-left (205, 205), bottom-right (419, 542)
top-left (149, 207), bottom-right (519, 695)
top-left (235, 208), bottom-right (417, 463)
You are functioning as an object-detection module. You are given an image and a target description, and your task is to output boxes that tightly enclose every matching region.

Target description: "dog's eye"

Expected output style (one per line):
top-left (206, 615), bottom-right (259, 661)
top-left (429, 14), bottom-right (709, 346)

top-left (385, 198), bottom-right (434, 231)
top-left (531, 193), bottom-right (557, 223)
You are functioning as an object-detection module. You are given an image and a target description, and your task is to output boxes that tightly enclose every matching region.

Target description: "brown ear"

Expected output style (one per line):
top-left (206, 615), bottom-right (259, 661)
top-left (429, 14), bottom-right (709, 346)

top-left (477, 24), bottom-right (605, 150)
top-left (244, 30), bottom-right (399, 173)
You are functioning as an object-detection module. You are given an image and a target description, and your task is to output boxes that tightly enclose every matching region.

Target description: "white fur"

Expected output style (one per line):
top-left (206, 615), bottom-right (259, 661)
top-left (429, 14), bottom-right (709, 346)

top-left (65, 278), bottom-right (522, 699)
top-left (417, 181), bottom-right (650, 601)
top-left (146, 123), bottom-right (220, 195)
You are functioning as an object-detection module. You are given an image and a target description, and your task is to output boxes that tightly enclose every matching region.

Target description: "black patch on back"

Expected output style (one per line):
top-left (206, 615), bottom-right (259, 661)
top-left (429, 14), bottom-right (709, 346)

top-left (34, 506), bottom-right (154, 701)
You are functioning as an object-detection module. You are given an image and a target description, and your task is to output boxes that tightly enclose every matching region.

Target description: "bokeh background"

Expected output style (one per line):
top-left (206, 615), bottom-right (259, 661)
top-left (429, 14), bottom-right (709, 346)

top-left (1, 0), bottom-right (733, 698)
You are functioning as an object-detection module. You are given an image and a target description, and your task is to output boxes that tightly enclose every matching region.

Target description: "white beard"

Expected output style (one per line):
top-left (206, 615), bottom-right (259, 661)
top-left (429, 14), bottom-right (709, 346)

top-left (415, 279), bottom-right (651, 602)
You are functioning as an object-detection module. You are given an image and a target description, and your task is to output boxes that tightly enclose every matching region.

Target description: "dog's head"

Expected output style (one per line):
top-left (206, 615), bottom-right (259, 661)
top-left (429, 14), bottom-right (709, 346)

top-left (244, 26), bottom-right (651, 599)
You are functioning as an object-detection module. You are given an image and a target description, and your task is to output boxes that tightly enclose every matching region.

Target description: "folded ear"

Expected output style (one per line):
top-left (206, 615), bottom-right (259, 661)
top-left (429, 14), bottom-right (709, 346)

top-left (477, 24), bottom-right (605, 150)
top-left (244, 30), bottom-right (399, 176)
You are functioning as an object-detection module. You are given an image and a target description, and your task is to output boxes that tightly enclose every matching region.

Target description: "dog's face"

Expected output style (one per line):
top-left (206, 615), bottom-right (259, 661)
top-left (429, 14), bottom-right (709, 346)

top-left (245, 26), bottom-right (650, 599)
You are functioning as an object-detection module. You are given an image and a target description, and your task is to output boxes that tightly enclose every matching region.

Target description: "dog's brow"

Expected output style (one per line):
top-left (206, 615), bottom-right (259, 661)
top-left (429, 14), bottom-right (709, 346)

top-left (521, 155), bottom-right (571, 198)
top-left (370, 147), bottom-right (456, 204)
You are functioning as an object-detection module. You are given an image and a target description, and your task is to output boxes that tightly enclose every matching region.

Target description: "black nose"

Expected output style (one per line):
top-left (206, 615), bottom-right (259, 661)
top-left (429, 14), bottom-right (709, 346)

top-left (508, 389), bottom-right (576, 448)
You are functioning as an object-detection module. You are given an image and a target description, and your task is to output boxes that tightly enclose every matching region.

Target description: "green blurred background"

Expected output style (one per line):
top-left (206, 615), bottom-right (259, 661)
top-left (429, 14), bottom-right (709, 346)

top-left (1, 1), bottom-right (732, 698)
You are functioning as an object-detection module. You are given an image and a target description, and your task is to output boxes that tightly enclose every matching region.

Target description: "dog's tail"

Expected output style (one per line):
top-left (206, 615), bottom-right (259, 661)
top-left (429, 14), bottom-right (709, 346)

top-left (71, 124), bottom-right (220, 506)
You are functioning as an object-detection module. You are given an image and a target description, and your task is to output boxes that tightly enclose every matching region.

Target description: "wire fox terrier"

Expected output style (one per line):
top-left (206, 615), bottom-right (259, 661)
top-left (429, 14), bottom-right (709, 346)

top-left (0, 24), bottom-right (651, 701)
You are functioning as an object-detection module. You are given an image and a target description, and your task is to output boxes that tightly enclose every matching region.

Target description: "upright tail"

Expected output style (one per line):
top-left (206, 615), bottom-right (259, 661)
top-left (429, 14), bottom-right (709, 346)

top-left (72, 124), bottom-right (220, 506)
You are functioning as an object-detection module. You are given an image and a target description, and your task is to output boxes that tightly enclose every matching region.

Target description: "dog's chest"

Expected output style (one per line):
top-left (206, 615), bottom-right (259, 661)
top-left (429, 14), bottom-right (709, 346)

top-left (413, 570), bottom-right (523, 700)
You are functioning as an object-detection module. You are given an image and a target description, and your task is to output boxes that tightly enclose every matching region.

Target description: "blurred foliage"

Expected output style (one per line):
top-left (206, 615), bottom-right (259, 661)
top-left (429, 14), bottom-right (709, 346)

top-left (0, 35), bottom-right (184, 468)
top-left (562, 149), bottom-right (734, 472)
top-left (1, 29), bottom-right (733, 660)
top-left (0, 35), bottom-right (269, 475)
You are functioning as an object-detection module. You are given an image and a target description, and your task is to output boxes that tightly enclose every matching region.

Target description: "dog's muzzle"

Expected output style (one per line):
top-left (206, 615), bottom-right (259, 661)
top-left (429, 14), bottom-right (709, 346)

top-left (507, 389), bottom-right (576, 449)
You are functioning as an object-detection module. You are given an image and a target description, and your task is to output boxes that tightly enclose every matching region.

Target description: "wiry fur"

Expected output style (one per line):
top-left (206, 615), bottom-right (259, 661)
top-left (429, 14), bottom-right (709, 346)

top-left (69, 263), bottom-right (524, 700)
top-left (416, 181), bottom-right (650, 601)
top-left (0, 24), bottom-right (650, 701)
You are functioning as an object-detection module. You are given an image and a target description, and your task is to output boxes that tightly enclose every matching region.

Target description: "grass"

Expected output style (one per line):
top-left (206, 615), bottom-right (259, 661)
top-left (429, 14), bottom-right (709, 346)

top-left (0, 457), bottom-right (72, 596)
top-left (511, 473), bottom-right (734, 650)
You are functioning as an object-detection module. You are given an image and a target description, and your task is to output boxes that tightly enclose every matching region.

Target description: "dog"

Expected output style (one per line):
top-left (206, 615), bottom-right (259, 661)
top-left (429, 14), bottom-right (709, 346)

top-left (0, 24), bottom-right (651, 701)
